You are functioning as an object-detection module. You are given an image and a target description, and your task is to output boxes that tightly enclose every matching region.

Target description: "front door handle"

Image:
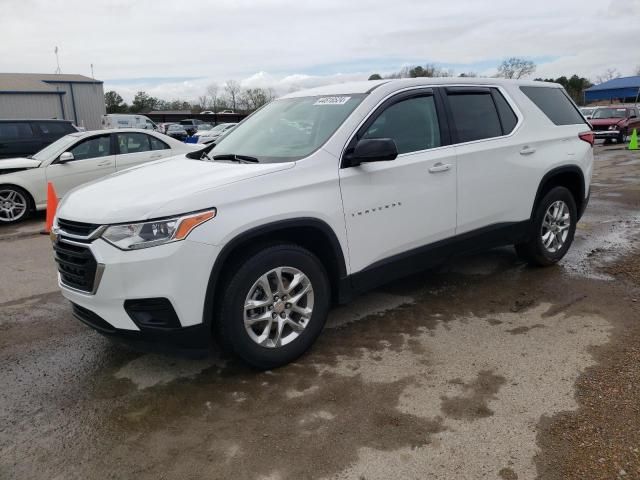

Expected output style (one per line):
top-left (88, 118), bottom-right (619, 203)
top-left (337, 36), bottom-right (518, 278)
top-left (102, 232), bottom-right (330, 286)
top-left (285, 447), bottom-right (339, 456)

top-left (428, 162), bottom-right (452, 173)
top-left (97, 160), bottom-right (112, 167)
top-left (520, 145), bottom-right (536, 155)
top-left (149, 154), bottom-right (162, 159)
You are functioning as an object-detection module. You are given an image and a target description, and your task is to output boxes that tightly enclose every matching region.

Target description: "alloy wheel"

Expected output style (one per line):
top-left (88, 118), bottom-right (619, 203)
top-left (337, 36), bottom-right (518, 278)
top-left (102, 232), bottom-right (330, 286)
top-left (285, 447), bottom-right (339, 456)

top-left (0, 188), bottom-right (28, 223)
top-left (243, 266), bottom-right (314, 348)
top-left (541, 200), bottom-right (571, 253)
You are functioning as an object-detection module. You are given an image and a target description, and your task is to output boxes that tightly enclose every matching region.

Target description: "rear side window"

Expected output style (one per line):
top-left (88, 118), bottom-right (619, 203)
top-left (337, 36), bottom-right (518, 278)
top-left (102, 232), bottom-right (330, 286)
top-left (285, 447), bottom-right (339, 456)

top-left (117, 133), bottom-right (151, 154)
top-left (38, 122), bottom-right (72, 135)
top-left (0, 123), bottom-right (33, 140)
top-left (447, 92), bottom-right (502, 143)
top-left (520, 86), bottom-right (586, 126)
top-left (362, 95), bottom-right (441, 154)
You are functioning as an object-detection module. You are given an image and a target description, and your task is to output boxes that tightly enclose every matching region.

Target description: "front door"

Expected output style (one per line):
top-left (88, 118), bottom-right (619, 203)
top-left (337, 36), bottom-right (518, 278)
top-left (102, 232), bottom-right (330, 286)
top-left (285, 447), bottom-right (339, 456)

top-left (339, 89), bottom-right (457, 279)
top-left (46, 133), bottom-right (116, 197)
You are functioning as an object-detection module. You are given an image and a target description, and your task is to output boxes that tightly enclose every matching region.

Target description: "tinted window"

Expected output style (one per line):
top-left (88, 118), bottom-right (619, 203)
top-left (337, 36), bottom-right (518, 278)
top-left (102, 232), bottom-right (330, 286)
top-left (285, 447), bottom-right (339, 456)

top-left (0, 123), bottom-right (33, 140)
top-left (117, 133), bottom-right (151, 154)
top-left (38, 122), bottom-right (72, 135)
top-left (362, 96), bottom-right (441, 154)
top-left (69, 135), bottom-right (111, 161)
top-left (491, 90), bottom-right (518, 134)
top-left (448, 93), bottom-right (502, 142)
top-left (520, 86), bottom-right (586, 126)
top-left (149, 136), bottom-right (169, 150)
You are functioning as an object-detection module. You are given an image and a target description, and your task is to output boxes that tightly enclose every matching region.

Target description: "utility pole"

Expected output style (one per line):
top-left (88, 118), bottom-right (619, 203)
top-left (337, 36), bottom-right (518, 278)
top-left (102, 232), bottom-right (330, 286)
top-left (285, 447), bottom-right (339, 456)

top-left (54, 46), bottom-right (61, 74)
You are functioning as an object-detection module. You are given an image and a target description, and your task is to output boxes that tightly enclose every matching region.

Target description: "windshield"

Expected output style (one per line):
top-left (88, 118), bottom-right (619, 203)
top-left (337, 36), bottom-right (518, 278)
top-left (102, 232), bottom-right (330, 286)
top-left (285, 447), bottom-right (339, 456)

top-left (581, 108), bottom-right (594, 115)
top-left (31, 134), bottom-right (78, 161)
top-left (593, 108), bottom-right (627, 119)
top-left (213, 94), bottom-right (366, 162)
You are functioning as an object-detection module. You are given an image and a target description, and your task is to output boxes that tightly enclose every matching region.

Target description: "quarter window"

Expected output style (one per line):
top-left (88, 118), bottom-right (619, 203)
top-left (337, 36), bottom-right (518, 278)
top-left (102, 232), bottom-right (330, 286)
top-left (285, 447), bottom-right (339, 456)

top-left (447, 92), bottom-right (502, 143)
top-left (149, 136), bottom-right (170, 150)
top-left (362, 95), bottom-right (441, 154)
top-left (68, 135), bottom-right (111, 161)
top-left (117, 133), bottom-right (151, 154)
top-left (491, 90), bottom-right (518, 134)
top-left (38, 122), bottom-right (71, 135)
top-left (520, 86), bottom-right (586, 126)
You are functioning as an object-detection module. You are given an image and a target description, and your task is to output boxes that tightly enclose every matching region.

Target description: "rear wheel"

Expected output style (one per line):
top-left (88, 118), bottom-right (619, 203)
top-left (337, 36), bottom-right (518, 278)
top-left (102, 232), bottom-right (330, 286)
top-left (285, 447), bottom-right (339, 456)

top-left (516, 186), bottom-right (577, 266)
top-left (216, 244), bottom-right (330, 369)
top-left (0, 185), bottom-right (32, 224)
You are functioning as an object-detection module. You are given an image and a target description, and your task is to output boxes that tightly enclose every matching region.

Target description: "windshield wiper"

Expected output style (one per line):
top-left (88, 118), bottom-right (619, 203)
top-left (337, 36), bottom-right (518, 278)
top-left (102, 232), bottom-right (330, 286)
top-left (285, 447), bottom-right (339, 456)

top-left (212, 154), bottom-right (259, 163)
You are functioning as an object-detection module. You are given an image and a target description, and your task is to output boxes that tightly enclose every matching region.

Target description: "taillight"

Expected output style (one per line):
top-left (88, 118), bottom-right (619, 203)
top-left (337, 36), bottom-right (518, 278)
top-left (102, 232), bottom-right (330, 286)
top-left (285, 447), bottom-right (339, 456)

top-left (579, 131), bottom-right (594, 146)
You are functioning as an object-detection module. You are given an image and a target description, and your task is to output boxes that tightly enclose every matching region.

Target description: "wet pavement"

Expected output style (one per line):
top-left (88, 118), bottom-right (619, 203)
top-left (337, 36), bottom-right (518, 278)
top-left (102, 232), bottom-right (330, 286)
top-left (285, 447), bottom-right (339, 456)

top-left (1, 145), bottom-right (639, 479)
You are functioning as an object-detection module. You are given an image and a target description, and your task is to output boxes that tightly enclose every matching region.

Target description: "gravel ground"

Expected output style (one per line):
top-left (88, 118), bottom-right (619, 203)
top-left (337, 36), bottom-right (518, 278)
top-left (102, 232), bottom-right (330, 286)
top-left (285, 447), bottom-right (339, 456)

top-left (0, 144), bottom-right (639, 480)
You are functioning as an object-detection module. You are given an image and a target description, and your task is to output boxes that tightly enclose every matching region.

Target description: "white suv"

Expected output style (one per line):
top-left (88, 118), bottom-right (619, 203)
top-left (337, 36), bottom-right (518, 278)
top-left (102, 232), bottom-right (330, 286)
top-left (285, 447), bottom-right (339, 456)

top-left (52, 78), bottom-right (594, 368)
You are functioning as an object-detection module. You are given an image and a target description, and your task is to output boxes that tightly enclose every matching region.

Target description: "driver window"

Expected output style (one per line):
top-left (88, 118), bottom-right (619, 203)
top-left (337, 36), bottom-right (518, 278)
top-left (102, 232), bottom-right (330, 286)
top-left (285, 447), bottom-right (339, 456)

top-left (68, 135), bottom-right (111, 161)
top-left (362, 96), bottom-right (441, 154)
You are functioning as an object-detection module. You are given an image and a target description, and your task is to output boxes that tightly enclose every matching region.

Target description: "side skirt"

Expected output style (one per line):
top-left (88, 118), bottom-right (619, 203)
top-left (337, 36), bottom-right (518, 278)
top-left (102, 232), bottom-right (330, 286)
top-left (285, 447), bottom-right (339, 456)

top-left (347, 221), bottom-right (531, 294)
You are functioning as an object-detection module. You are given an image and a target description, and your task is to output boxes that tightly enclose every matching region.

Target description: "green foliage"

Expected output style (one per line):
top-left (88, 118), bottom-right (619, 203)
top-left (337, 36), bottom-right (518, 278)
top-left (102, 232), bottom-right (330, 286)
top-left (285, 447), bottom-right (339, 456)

top-left (104, 91), bottom-right (128, 113)
top-left (368, 73), bottom-right (382, 80)
top-left (130, 91), bottom-right (158, 113)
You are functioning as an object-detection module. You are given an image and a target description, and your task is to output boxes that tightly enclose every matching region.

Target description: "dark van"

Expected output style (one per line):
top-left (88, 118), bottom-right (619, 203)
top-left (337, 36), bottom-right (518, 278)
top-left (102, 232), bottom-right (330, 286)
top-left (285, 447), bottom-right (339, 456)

top-left (0, 119), bottom-right (78, 159)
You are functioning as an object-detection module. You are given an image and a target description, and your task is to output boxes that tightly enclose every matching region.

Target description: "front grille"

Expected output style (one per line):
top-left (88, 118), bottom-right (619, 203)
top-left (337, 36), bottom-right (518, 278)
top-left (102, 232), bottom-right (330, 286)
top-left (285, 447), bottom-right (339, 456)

top-left (53, 240), bottom-right (98, 292)
top-left (57, 218), bottom-right (101, 237)
top-left (592, 124), bottom-right (610, 131)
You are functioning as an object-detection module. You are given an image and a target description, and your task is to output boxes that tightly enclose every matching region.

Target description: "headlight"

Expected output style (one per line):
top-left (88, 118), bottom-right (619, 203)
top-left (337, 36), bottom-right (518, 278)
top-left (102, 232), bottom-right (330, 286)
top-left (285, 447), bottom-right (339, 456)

top-left (101, 209), bottom-right (216, 250)
top-left (608, 125), bottom-right (617, 130)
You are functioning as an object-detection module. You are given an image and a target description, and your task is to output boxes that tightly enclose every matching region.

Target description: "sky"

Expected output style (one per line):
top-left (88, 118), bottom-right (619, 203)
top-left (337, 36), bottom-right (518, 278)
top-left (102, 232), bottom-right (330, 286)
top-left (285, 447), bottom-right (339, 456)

top-left (1, 0), bottom-right (639, 102)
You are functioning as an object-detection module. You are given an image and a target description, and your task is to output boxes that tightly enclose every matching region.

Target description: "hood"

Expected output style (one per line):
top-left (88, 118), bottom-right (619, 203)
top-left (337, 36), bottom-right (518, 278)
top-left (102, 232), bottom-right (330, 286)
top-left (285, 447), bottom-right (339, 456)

top-left (0, 157), bottom-right (41, 171)
top-left (57, 156), bottom-right (294, 224)
top-left (590, 118), bottom-right (625, 126)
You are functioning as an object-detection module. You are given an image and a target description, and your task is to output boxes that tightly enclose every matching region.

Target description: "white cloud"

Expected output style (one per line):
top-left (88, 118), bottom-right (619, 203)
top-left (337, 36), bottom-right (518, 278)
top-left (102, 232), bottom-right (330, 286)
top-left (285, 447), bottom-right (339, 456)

top-left (3, 0), bottom-right (639, 102)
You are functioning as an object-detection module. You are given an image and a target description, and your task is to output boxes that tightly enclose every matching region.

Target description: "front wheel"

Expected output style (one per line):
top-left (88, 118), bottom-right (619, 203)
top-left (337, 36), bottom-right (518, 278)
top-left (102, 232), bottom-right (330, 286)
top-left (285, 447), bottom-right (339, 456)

top-left (0, 185), bottom-right (32, 224)
top-left (216, 244), bottom-right (330, 369)
top-left (618, 130), bottom-right (627, 144)
top-left (515, 186), bottom-right (577, 266)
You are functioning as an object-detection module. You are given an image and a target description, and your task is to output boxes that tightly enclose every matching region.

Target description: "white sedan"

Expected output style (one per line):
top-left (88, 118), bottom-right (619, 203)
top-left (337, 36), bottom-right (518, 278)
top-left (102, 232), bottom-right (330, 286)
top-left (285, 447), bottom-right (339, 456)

top-left (0, 128), bottom-right (200, 224)
top-left (196, 123), bottom-right (237, 144)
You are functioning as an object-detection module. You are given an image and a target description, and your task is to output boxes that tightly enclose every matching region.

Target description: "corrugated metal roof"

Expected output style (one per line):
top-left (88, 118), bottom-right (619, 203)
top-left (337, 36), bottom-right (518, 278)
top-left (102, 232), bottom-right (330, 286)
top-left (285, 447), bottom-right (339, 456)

top-left (585, 76), bottom-right (640, 91)
top-left (0, 73), bottom-right (102, 93)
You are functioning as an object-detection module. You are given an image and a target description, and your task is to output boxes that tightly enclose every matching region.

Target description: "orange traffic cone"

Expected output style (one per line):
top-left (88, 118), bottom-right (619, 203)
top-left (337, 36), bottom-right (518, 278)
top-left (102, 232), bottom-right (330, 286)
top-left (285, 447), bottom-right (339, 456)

top-left (41, 182), bottom-right (59, 235)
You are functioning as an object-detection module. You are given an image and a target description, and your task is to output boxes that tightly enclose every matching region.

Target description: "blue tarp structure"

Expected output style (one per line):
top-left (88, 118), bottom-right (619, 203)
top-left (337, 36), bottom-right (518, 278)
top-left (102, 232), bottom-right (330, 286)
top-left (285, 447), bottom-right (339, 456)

top-left (584, 76), bottom-right (640, 102)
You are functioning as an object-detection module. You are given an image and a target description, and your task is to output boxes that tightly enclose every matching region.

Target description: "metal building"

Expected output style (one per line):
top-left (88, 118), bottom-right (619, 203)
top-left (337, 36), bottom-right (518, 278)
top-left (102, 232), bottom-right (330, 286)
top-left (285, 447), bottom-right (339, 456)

top-left (0, 73), bottom-right (105, 130)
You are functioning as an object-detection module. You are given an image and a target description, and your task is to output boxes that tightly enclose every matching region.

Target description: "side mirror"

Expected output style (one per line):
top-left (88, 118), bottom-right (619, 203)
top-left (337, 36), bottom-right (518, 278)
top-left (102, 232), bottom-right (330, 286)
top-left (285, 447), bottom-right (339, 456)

top-left (58, 152), bottom-right (74, 163)
top-left (345, 138), bottom-right (398, 167)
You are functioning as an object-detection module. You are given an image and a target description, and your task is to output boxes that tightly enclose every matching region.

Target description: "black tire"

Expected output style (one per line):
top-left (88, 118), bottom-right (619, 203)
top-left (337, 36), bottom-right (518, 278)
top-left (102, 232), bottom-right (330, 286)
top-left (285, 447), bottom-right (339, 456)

top-left (603, 138), bottom-right (612, 145)
top-left (618, 130), bottom-right (626, 144)
top-left (515, 186), bottom-right (577, 266)
top-left (216, 243), bottom-right (330, 369)
top-left (0, 185), bottom-right (33, 224)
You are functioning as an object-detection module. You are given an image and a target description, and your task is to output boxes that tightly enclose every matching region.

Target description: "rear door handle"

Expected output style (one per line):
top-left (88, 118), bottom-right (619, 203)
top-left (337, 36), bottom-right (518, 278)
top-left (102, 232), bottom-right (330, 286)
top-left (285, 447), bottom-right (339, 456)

top-left (150, 154), bottom-right (162, 159)
top-left (428, 162), bottom-right (452, 173)
top-left (97, 160), bottom-right (112, 167)
top-left (520, 145), bottom-right (536, 155)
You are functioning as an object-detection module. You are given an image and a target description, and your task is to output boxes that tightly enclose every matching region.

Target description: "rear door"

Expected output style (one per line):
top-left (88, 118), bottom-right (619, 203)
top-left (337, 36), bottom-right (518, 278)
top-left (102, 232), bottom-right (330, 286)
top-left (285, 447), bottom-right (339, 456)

top-left (45, 133), bottom-right (116, 196)
top-left (442, 86), bottom-right (524, 233)
top-left (115, 132), bottom-right (171, 171)
top-left (0, 122), bottom-right (41, 158)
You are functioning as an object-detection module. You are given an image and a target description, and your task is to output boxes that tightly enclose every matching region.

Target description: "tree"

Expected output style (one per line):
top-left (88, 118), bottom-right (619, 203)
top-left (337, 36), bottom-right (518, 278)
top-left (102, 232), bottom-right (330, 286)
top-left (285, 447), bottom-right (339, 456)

top-left (104, 91), bottom-right (127, 113)
top-left (130, 91), bottom-right (158, 113)
top-left (496, 57), bottom-right (536, 79)
top-left (240, 87), bottom-right (275, 111)
top-left (596, 68), bottom-right (620, 84)
top-left (368, 73), bottom-right (382, 80)
top-left (224, 80), bottom-right (242, 111)
top-left (206, 83), bottom-right (219, 112)
top-left (458, 72), bottom-right (477, 78)
top-left (635, 65), bottom-right (640, 76)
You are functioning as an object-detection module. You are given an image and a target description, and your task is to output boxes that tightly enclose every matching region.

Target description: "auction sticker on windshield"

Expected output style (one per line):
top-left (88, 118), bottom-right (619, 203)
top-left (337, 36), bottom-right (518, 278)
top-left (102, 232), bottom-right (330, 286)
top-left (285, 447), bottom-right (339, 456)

top-left (314, 96), bottom-right (351, 106)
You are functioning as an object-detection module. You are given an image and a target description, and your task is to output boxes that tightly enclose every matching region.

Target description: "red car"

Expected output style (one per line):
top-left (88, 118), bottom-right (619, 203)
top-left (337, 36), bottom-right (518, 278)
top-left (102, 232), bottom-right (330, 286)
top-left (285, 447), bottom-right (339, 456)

top-left (590, 106), bottom-right (640, 144)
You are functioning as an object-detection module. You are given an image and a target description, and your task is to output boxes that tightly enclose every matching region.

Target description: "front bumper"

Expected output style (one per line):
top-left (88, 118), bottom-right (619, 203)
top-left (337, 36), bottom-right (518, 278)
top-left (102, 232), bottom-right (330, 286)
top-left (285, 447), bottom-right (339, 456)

top-left (55, 235), bottom-right (221, 350)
